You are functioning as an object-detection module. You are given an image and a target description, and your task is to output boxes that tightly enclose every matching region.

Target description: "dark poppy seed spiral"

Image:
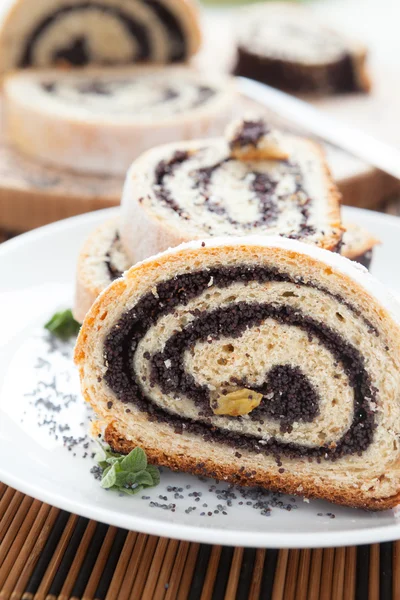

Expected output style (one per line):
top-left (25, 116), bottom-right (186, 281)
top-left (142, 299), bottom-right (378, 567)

top-left (103, 264), bottom-right (377, 460)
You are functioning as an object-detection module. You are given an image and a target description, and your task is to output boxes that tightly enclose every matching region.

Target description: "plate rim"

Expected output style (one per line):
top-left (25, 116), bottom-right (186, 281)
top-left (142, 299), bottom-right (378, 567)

top-left (1, 205), bottom-right (400, 548)
top-left (1, 462), bottom-right (400, 549)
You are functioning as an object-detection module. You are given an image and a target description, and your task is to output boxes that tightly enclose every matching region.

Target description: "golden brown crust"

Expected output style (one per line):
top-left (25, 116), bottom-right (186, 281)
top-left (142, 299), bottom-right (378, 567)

top-left (230, 146), bottom-right (289, 161)
top-left (74, 277), bottom-right (128, 364)
top-left (310, 139), bottom-right (343, 250)
top-left (104, 421), bottom-right (400, 511)
top-left (73, 276), bottom-right (101, 324)
top-left (352, 47), bottom-right (372, 93)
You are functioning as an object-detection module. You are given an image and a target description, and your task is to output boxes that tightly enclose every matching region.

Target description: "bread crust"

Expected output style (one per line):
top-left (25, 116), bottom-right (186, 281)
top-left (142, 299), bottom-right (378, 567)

top-left (313, 139), bottom-right (343, 249)
top-left (104, 420), bottom-right (400, 511)
top-left (351, 46), bottom-right (372, 93)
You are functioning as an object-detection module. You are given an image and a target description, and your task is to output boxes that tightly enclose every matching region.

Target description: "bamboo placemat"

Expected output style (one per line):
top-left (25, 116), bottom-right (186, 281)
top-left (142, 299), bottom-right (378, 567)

top-left (0, 483), bottom-right (397, 600)
top-left (1, 198), bottom-right (400, 600)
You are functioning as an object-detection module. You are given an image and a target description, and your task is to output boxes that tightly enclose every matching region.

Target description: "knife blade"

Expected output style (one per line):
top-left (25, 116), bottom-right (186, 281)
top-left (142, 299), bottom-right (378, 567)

top-left (237, 76), bottom-right (400, 181)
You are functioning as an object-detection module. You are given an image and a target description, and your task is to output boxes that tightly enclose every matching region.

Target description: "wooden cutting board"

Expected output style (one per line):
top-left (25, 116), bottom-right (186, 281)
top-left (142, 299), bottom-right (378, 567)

top-left (0, 0), bottom-right (399, 233)
top-left (1, 104), bottom-right (394, 235)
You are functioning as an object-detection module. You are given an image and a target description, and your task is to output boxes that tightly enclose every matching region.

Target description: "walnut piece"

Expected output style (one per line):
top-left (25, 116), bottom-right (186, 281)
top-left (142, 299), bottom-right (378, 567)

top-left (212, 388), bottom-right (263, 416)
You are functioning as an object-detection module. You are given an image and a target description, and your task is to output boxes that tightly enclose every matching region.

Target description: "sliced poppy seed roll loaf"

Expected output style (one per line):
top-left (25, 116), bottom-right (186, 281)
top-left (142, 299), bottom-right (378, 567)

top-left (73, 216), bottom-right (379, 323)
top-left (4, 67), bottom-right (235, 175)
top-left (121, 118), bottom-right (343, 262)
top-left (74, 217), bottom-right (131, 323)
top-left (0, 0), bottom-right (201, 77)
top-left (233, 2), bottom-right (370, 95)
top-left (74, 236), bottom-right (400, 509)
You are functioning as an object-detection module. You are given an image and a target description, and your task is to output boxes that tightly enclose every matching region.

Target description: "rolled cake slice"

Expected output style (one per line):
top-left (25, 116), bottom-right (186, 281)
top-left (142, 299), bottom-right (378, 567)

top-left (0, 0), bottom-right (201, 77)
top-left (74, 217), bottom-right (130, 323)
top-left (4, 66), bottom-right (235, 175)
top-left (74, 236), bottom-right (400, 509)
top-left (233, 2), bottom-right (370, 95)
top-left (73, 216), bottom-right (379, 323)
top-left (121, 117), bottom-right (343, 261)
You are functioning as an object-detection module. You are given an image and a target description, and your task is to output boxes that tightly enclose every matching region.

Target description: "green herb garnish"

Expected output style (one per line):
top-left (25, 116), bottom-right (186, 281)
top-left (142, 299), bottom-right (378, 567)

top-left (45, 309), bottom-right (80, 340)
top-left (95, 444), bottom-right (160, 495)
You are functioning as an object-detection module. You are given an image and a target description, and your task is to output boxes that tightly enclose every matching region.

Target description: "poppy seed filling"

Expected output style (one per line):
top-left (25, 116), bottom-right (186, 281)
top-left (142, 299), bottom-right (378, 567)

top-left (229, 118), bottom-right (269, 149)
top-left (40, 80), bottom-right (216, 114)
top-left (103, 265), bottom-right (378, 460)
top-left (234, 49), bottom-right (361, 94)
top-left (104, 233), bottom-right (123, 281)
top-left (152, 150), bottom-right (318, 236)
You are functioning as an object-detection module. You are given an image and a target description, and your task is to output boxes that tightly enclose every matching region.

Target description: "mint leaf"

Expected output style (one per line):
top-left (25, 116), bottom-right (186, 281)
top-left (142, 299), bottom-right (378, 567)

top-left (135, 471), bottom-right (154, 487)
top-left (102, 465), bottom-right (111, 478)
top-left (94, 449), bottom-right (108, 469)
top-left (94, 444), bottom-right (108, 463)
top-left (101, 464), bottom-right (117, 489)
top-left (125, 472), bottom-right (138, 486)
top-left (120, 447), bottom-right (147, 473)
top-left (146, 465), bottom-right (161, 486)
top-left (95, 444), bottom-right (160, 495)
top-left (97, 443), bottom-right (124, 465)
top-left (97, 461), bottom-right (109, 470)
top-left (119, 485), bottom-right (144, 496)
top-left (95, 444), bottom-right (113, 470)
top-left (45, 309), bottom-right (80, 340)
top-left (114, 471), bottom-right (130, 487)
top-left (106, 456), bottom-right (124, 466)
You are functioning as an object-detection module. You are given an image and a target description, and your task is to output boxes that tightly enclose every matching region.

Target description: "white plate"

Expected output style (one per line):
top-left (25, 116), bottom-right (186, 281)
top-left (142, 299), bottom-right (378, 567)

top-left (0, 206), bottom-right (400, 549)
